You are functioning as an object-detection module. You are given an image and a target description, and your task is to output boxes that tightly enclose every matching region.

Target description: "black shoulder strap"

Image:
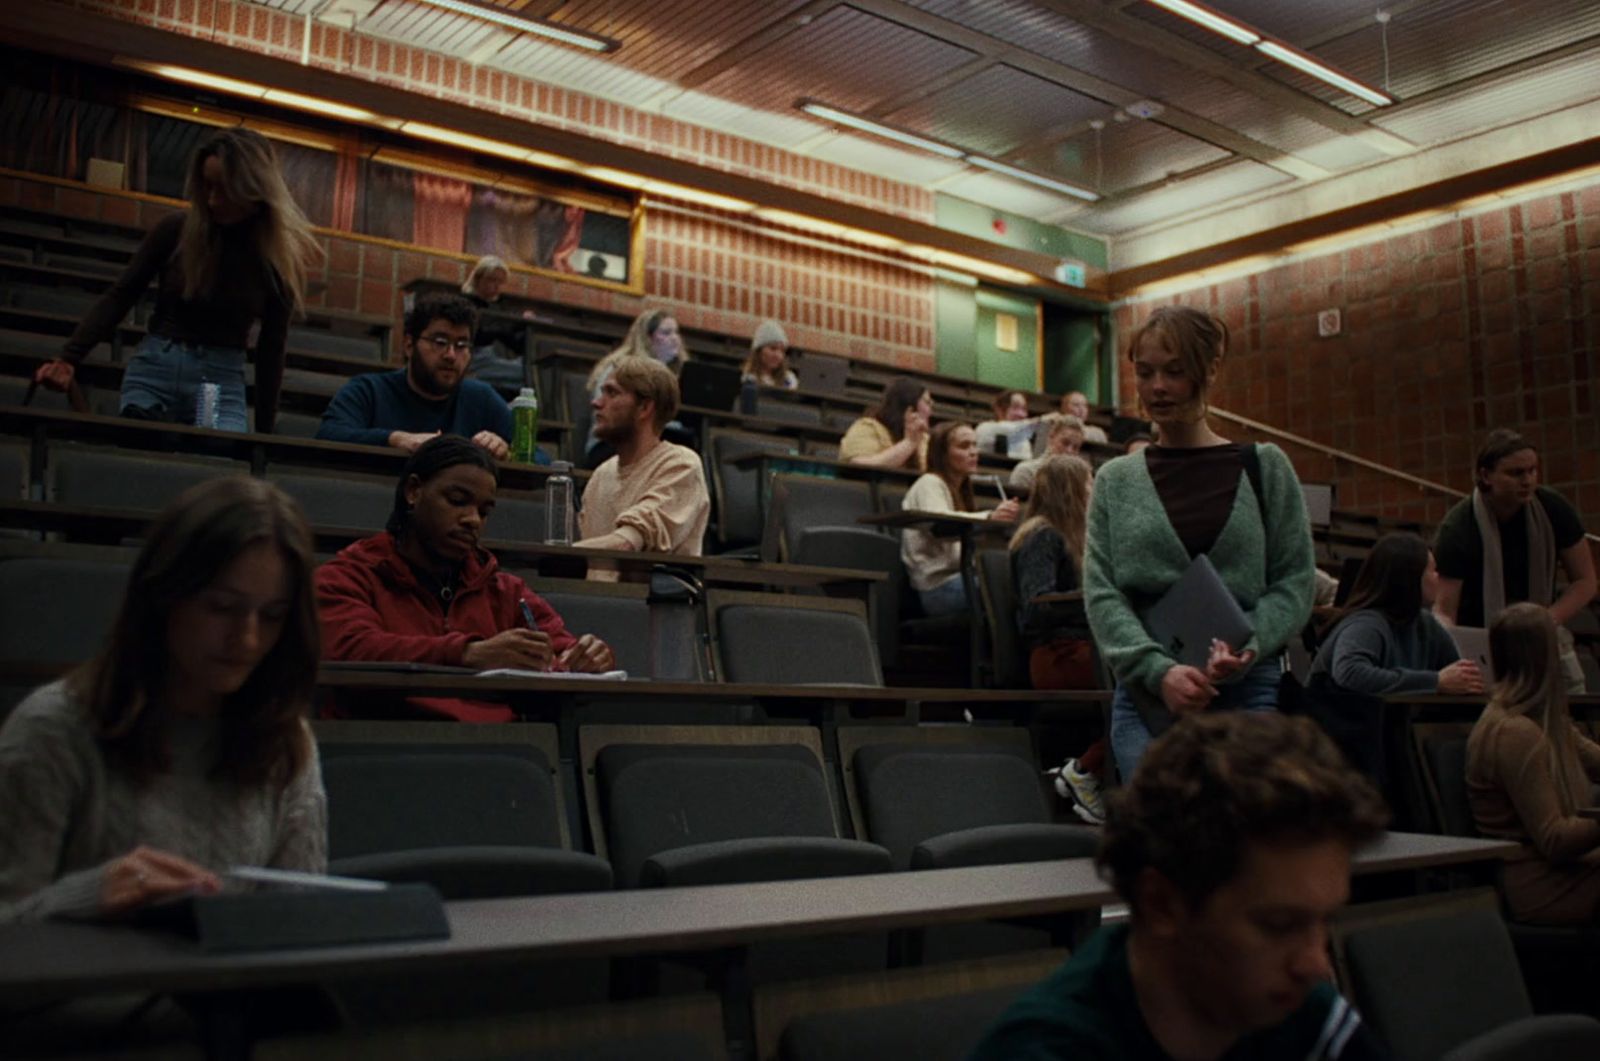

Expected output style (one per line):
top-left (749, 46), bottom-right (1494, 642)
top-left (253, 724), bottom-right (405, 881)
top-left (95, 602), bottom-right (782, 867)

top-left (1241, 443), bottom-right (1267, 526)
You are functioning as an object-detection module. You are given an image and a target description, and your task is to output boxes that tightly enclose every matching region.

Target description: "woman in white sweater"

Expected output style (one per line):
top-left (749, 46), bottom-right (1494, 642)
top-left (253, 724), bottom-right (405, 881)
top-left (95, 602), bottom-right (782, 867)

top-left (901, 421), bottom-right (1019, 616)
top-left (0, 477), bottom-right (326, 922)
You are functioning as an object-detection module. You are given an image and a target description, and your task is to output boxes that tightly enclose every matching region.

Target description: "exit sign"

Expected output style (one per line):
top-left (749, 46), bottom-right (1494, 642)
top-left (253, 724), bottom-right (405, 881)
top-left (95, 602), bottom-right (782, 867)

top-left (1055, 261), bottom-right (1087, 287)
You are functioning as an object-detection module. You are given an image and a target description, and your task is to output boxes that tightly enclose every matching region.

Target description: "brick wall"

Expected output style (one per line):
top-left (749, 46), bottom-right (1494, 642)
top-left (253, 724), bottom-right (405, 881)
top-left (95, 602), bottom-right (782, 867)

top-left (63, 0), bottom-right (939, 371)
top-left (1114, 180), bottom-right (1600, 534)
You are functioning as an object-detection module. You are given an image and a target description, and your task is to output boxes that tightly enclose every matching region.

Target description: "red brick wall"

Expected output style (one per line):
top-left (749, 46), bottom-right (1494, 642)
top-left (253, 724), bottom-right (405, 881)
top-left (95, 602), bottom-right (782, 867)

top-left (1114, 181), bottom-right (1600, 533)
top-left (62, 0), bottom-right (939, 371)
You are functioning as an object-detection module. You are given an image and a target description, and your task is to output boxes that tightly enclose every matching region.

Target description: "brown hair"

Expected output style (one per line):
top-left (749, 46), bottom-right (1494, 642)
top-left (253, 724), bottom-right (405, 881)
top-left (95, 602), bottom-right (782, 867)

top-left (587, 308), bottom-right (686, 389)
top-left (1486, 602), bottom-right (1579, 813)
top-left (179, 126), bottom-right (319, 315)
top-left (872, 377), bottom-right (930, 443)
top-left (608, 354), bottom-right (681, 432)
top-left (926, 421), bottom-right (976, 512)
top-left (1098, 712), bottom-right (1387, 913)
top-left (70, 477), bottom-right (319, 788)
top-left (1010, 454), bottom-right (1092, 566)
top-left (1474, 428), bottom-right (1536, 489)
top-left (1124, 305), bottom-right (1229, 416)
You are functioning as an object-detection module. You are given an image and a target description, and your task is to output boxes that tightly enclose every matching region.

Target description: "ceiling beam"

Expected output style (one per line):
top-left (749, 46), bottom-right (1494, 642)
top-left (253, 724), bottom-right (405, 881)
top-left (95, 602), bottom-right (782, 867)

top-left (673, 0), bottom-right (841, 91)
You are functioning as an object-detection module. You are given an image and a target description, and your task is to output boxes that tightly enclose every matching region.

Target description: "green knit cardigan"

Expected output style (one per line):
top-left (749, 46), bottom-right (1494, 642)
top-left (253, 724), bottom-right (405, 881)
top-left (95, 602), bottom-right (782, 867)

top-left (1084, 443), bottom-right (1315, 698)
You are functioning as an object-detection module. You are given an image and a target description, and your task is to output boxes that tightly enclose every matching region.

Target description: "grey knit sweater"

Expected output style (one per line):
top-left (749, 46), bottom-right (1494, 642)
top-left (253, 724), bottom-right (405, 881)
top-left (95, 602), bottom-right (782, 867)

top-left (0, 681), bottom-right (326, 922)
top-left (1308, 609), bottom-right (1462, 695)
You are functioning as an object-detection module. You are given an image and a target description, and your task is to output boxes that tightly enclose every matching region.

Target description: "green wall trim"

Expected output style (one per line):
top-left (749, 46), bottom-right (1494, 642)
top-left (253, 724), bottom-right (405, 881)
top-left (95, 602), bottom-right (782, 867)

top-left (934, 194), bottom-right (1108, 271)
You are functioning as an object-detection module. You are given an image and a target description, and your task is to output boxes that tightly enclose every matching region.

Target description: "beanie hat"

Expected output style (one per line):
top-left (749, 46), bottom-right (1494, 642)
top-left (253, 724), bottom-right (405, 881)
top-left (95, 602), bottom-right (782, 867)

top-left (751, 320), bottom-right (788, 352)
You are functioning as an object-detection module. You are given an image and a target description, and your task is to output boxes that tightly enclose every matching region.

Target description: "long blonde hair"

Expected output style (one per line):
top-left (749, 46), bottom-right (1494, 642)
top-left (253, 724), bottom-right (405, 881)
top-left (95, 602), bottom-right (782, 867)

top-left (586, 308), bottom-right (685, 389)
top-left (179, 127), bottom-right (318, 315)
top-left (1009, 454), bottom-right (1092, 566)
top-left (461, 255), bottom-right (509, 299)
top-left (1486, 602), bottom-right (1579, 813)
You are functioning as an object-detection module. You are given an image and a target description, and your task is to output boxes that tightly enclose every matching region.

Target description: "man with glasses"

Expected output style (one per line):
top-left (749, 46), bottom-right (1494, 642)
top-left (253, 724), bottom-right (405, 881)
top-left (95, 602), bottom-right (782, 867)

top-left (318, 292), bottom-right (516, 457)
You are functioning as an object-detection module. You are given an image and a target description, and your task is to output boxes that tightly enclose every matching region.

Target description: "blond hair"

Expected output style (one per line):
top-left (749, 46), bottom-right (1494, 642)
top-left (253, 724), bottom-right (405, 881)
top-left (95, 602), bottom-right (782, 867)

top-left (179, 127), bottom-right (318, 316)
top-left (1009, 455), bottom-right (1092, 565)
top-left (608, 355), bottom-right (680, 433)
top-left (461, 255), bottom-right (509, 298)
top-left (1484, 602), bottom-right (1581, 813)
top-left (586, 308), bottom-right (686, 390)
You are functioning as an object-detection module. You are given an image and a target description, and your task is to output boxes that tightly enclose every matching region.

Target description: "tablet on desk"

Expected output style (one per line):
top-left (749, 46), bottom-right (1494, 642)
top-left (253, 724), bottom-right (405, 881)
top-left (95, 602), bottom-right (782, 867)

top-left (1448, 626), bottom-right (1496, 682)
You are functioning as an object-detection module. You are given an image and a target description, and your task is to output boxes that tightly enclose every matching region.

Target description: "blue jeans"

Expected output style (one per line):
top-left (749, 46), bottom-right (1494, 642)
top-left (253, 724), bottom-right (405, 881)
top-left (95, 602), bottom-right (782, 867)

top-left (1110, 654), bottom-right (1284, 782)
top-left (120, 336), bottom-right (248, 432)
top-left (918, 574), bottom-right (969, 617)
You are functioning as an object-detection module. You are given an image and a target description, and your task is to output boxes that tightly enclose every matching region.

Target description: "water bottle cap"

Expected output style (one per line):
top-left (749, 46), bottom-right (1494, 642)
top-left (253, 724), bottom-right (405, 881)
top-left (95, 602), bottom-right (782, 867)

top-left (550, 460), bottom-right (573, 473)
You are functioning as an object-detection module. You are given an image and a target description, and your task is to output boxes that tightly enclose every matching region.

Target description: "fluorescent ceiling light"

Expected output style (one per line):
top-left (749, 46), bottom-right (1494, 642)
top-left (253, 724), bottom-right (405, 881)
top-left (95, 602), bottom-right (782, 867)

top-left (582, 166), bottom-right (648, 189)
top-left (128, 62), bottom-right (267, 98)
top-left (399, 122), bottom-right (529, 160)
top-left (798, 101), bottom-right (966, 160)
top-left (643, 181), bottom-right (755, 213)
top-left (926, 250), bottom-right (1037, 286)
top-left (414, 0), bottom-right (618, 53)
top-left (966, 156), bottom-right (1099, 202)
top-left (1144, 0), bottom-right (1259, 45)
top-left (1256, 41), bottom-right (1393, 107)
top-left (262, 90), bottom-right (377, 123)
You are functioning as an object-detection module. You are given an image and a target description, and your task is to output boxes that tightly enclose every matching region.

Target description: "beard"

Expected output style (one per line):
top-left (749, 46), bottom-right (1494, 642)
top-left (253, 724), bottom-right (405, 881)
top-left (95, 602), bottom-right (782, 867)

top-left (409, 358), bottom-right (460, 400)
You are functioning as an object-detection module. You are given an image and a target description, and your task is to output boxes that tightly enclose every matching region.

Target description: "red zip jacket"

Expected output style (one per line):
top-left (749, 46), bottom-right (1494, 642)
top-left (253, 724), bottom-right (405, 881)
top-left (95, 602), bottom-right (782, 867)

top-left (316, 533), bottom-right (578, 722)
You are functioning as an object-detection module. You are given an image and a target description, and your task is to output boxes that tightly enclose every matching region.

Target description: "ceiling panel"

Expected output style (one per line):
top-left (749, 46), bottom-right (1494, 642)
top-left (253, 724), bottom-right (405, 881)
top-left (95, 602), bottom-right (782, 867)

top-left (885, 64), bottom-right (1107, 157)
top-left (693, 5), bottom-right (980, 116)
top-left (490, 37), bottom-right (669, 109)
top-left (1209, 0), bottom-right (1379, 43)
top-left (1067, 159), bottom-right (1291, 235)
top-left (520, 0), bottom-right (816, 82)
top-left (805, 133), bottom-right (968, 186)
top-left (935, 170), bottom-right (1083, 218)
top-left (1371, 49), bottom-right (1600, 144)
top-left (359, 0), bottom-right (507, 57)
top-left (1015, 119), bottom-right (1231, 198)
top-left (659, 92), bottom-right (825, 150)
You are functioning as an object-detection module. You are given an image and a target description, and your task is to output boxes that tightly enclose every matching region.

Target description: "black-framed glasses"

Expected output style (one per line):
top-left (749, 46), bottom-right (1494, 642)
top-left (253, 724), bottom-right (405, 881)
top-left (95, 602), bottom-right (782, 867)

top-left (419, 334), bottom-right (474, 355)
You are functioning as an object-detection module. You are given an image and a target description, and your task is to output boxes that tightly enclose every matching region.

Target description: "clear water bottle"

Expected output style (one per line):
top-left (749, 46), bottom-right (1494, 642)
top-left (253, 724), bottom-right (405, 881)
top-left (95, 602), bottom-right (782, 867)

top-left (545, 460), bottom-right (574, 545)
top-left (194, 381), bottom-right (221, 430)
top-left (510, 386), bottom-right (539, 463)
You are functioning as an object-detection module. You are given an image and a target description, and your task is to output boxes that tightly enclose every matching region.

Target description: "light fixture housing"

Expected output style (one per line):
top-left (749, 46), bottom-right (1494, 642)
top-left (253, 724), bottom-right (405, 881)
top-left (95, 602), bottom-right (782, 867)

top-left (1256, 41), bottom-right (1394, 107)
top-left (966, 156), bottom-right (1100, 202)
top-left (413, 0), bottom-right (618, 53)
top-left (798, 100), bottom-right (966, 160)
top-left (1144, 0), bottom-right (1260, 44)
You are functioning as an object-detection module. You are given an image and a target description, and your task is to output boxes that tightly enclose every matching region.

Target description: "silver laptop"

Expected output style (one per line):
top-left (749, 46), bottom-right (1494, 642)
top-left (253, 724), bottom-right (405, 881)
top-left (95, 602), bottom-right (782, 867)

top-left (794, 352), bottom-right (850, 394)
top-left (1141, 553), bottom-right (1254, 670)
top-left (1449, 626), bottom-right (1496, 682)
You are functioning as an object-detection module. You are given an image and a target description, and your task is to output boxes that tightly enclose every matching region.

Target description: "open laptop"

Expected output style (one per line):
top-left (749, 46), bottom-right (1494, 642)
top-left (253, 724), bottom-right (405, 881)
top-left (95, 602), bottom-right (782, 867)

top-left (793, 351), bottom-right (850, 394)
top-left (1449, 626), bottom-right (1496, 682)
top-left (1140, 553), bottom-right (1254, 670)
top-left (677, 360), bottom-right (744, 412)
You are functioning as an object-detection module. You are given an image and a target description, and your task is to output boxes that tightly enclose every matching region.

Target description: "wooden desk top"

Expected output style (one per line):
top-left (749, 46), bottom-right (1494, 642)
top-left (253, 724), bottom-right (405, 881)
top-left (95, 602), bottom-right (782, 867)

top-left (859, 510), bottom-right (1017, 534)
top-left (0, 832), bottom-right (1515, 1005)
top-left (315, 668), bottom-right (1106, 704)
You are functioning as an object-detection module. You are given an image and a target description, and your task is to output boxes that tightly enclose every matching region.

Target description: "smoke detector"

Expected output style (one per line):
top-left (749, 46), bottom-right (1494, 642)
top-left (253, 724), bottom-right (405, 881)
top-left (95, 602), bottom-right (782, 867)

top-left (1124, 100), bottom-right (1165, 120)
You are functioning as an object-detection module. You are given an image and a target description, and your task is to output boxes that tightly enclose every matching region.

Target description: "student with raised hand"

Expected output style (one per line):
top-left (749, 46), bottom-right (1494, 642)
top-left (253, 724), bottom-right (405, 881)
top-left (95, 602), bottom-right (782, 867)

top-left (973, 712), bottom-right (1390, 1061)
top-left (33, 127), bottom-right (318, 434)
top-left (1085, 306), bottom-right (1314, 780)
top-left (1309, 533), bottom-right (1481, 697)
top-left (582, 308), bottom-right (685, 468)
top-left (840, 376), bottom-right (932, 470)
top-left (316, 435), bottom-right (615, 722)
top-left (741, 320), bottom-right (798, 390)
top-left (0, 477), bottom-right (326, 921)
top-left (901, 421), bottom-right (1020, 617)
top-left (317, 292), bottom-right (515, 458)
top-left (974, 390), bottom-right (1038, 460)
top-left (1467, 603), bottom-right (1600, 924)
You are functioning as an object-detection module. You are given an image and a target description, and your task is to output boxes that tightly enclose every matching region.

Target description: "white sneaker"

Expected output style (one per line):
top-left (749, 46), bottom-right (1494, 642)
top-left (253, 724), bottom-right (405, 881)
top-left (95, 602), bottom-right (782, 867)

top-left (1049, 758), bottom-right (1106, 825)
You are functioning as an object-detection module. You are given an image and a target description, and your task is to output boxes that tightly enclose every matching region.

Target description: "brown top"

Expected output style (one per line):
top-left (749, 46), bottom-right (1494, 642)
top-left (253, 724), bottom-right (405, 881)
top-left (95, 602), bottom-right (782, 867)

top-left (63, 212), bottom-right (290, 431)
top-left (577, 440), bottom-right (710, 558)
top-left (1467, 707), bottom-right (1600, 921)
top-left (1144, 442), bottom-right (1244, 558)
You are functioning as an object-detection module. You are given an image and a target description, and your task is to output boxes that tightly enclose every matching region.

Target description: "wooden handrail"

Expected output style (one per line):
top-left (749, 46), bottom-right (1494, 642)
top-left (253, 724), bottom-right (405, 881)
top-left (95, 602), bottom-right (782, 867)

top-left (1212, 405), bottom-right (1600, 546)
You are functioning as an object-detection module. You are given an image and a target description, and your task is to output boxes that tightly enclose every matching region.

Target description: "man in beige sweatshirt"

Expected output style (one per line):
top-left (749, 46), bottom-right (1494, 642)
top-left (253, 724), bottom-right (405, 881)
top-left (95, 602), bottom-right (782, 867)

top-left (577, 354), bottom-right (710, 558)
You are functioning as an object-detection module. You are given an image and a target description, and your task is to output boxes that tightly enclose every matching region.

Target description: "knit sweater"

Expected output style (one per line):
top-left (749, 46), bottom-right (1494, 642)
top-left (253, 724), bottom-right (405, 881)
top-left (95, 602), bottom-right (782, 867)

top-left (0, 681), bottom-right (326, 923)
top-left (316, 370), bottom-right (514, 449)
top-left (838, 417), bottom-right (928, 469)
top-left (900, 473), bottom-right (976, 592)
top-left (577, 440), bottom-right (710, 556)
top-left (1308, 609), bottom-right (1461, 695)
top-left (1084, 443), bottom-right (1314, 697)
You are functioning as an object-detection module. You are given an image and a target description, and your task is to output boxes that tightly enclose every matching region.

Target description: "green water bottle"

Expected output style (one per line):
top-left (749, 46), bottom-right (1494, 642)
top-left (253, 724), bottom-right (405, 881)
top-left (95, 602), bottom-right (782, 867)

top-left (510, 386), bottom-right (539, 464)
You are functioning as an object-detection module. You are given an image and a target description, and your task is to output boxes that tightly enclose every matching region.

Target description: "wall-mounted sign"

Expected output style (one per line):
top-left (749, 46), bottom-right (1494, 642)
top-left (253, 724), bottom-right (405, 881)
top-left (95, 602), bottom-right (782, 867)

top-left (1055, 260), bottom-right (1087, 288)
top-left (996, 312), bottom-right (1019, 352)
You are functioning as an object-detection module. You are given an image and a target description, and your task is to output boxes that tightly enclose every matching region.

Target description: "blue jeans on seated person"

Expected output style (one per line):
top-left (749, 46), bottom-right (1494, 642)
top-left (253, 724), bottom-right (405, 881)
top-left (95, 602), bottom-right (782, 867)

top-left (1110, 654), bottom-right (1284, 782)
top-left (120, 335), bottom-right (248, 432)
top-left (918, 574), bottom-right (969, 617)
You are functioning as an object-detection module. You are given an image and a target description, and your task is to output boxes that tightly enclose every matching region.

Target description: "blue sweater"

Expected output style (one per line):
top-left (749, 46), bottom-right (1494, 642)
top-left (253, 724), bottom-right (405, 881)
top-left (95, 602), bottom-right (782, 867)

top-left (317, 371), bottom-right (514, 449)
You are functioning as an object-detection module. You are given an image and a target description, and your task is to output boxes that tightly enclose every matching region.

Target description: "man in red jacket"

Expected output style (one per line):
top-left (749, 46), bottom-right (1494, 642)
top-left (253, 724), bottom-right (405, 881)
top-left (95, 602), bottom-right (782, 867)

top-left (316, 435), bottom-right (615, 721)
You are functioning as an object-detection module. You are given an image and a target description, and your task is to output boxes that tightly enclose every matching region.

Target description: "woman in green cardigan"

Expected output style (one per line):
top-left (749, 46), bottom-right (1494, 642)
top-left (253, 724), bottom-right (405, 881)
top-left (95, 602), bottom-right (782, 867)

top-left (1084, 306), bottom-right (1315, 779)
